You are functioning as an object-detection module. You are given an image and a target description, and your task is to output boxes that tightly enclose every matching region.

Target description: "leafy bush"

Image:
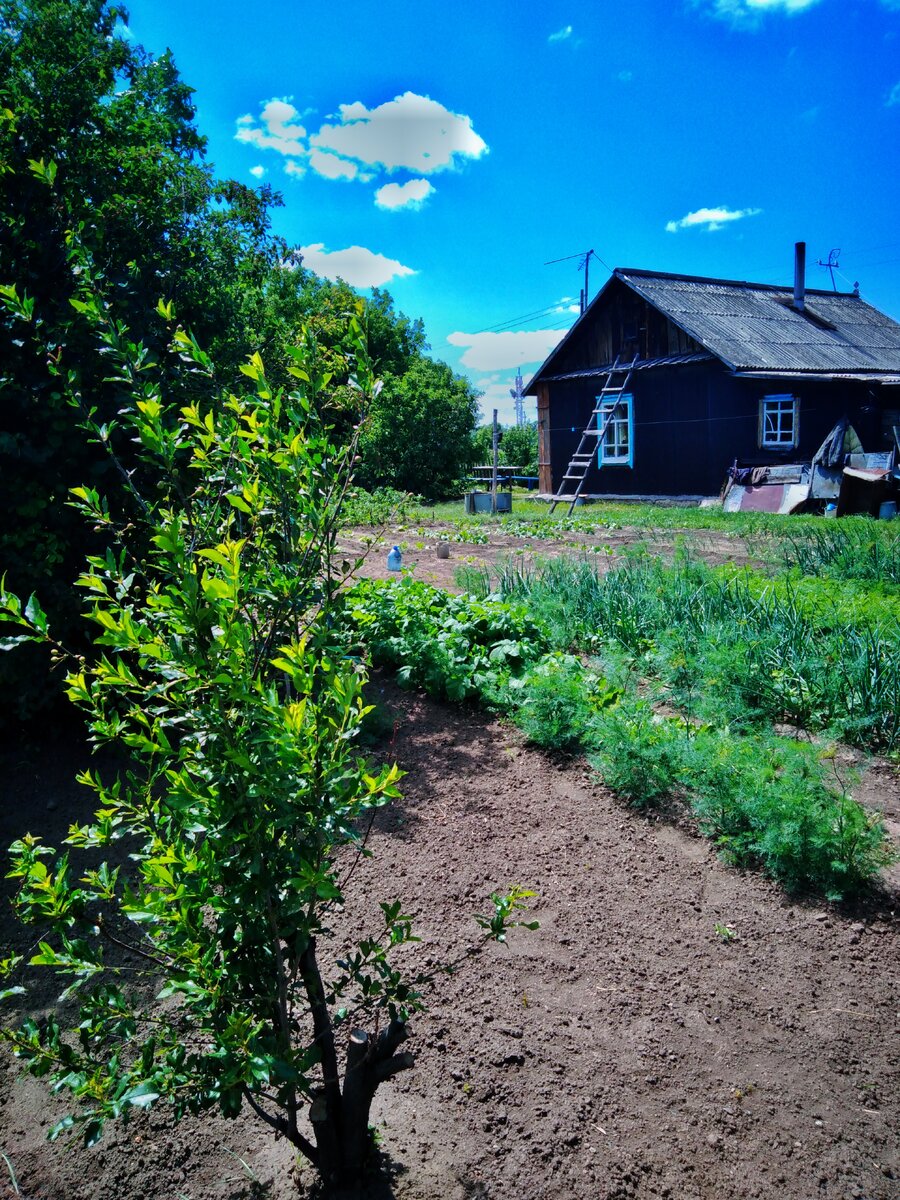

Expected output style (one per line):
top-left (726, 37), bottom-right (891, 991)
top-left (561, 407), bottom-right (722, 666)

top-left (685, 732), bottom-right (895, 899)
top-left (355, 355), bottom-right (479, 499)
top-left (0, 278), bottom-right (537, 1189)
top-left (348, 577), bottom-right (550, 704)
top-left (342, 486), bottom-right (424, 525)
top-left (589, 698), bottom-right (688, 806)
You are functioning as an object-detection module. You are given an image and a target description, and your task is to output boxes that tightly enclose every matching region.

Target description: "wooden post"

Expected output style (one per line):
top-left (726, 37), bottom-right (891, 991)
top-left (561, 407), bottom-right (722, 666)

top-left (491, 408), bottom-right (499, 515)
top-left (537, 384), bottom-right (552, 495)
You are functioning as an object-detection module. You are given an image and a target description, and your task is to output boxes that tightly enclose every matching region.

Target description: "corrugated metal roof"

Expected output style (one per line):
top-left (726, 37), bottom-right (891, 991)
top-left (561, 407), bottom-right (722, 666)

top-left (618, 270), bottom-right (900, 373)
top-left (538, 351), bottom-right (713, 382)
top-left (734, 370), bottom-right (900, 383)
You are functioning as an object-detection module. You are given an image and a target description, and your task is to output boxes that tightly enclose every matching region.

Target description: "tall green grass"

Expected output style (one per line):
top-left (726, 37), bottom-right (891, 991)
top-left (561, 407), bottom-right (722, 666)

top-left (460, 555), bottom-right (900, 752)
top-left (771, 519), bottom-right (900, 585)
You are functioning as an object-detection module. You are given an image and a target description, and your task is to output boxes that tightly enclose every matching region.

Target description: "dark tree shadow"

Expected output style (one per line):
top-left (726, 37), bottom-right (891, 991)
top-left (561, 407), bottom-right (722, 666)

top-left (305, 1143), bottom-right (407, 1200)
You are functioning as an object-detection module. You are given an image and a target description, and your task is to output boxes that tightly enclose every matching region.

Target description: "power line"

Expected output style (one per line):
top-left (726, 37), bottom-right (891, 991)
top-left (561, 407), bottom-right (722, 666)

top-left (476, 304), bottom-right (574, 335)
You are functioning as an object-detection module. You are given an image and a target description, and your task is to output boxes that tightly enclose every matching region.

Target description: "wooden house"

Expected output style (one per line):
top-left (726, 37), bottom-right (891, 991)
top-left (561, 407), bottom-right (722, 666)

top-left (525, 247), bottom-right (900, 501)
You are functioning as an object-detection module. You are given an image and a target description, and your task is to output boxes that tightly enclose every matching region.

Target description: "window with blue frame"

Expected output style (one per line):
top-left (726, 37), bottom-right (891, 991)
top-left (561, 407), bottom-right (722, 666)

top-left (598, 394), bottom-right (633, 467)
top-left (760, 394), bottom-right (799, 450)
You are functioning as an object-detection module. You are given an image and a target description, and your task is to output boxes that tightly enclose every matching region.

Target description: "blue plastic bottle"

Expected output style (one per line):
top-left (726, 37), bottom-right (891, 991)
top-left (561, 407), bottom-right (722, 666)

top-left (386, 545), bottom-right (402, 571)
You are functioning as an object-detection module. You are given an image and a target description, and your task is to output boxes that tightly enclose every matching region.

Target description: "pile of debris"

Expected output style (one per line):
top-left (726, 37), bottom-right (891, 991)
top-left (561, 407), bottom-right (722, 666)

top-left (723, 418), bottom-right (897, 517)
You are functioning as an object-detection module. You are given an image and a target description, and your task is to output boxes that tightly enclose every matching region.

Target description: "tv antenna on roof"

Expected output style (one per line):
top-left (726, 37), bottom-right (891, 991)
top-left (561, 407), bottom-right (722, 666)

top-left (816, 248), bottom-right (841, 292)
top-left (545, 248), bottom-right (599, 315)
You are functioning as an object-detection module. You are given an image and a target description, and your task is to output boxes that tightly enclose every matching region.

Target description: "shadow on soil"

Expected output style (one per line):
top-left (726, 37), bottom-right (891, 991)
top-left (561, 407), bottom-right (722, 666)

top-left (304, 1146), bottom-right (407, 1200)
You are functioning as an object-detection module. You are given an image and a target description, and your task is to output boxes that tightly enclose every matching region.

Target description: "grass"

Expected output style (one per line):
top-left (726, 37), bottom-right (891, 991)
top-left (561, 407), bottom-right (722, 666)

top-left (399, 489), bottom-right (848, 537)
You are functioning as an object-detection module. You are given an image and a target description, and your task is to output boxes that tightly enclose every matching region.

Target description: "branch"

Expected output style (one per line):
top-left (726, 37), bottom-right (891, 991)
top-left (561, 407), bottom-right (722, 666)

top-left (373, 1050), bottom-right (415, 1084)
top-left (374, 1017), bottom-right (408, 1062)
top-left (97, 916), bottom-right (171, 970)
top-left (298, 939), bottom-right (341, 1116)
top-left (242, 1087), bottom-right (319, 1166)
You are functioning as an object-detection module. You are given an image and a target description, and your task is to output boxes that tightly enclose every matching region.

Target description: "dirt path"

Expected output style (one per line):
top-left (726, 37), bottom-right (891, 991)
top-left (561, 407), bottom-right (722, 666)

top-left (1, 685), bottom-right (897, 1200)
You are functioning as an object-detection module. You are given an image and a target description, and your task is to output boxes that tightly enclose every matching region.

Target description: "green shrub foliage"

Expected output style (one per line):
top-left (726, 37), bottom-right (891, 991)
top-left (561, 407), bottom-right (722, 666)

top-left (0, 268), bottom-right (539, 1188)
top-left (348, 577), bottom-right (550, 704)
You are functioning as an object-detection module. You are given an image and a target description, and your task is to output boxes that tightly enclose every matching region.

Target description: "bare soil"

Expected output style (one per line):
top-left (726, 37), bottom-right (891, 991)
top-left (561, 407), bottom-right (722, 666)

top-left (338, 521), bottom-right (759, 591)
top-left (1, 677), bottom-right (898, 1200)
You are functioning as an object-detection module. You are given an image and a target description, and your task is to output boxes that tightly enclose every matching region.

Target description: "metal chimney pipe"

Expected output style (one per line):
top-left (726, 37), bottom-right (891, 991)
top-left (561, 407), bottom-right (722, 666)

top-left (793, 241), bottom-right (806, 311)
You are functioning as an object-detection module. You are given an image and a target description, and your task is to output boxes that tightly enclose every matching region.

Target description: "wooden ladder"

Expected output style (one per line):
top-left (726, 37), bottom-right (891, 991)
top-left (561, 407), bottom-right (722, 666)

top-left (549, 354), bottom-right (638, 517)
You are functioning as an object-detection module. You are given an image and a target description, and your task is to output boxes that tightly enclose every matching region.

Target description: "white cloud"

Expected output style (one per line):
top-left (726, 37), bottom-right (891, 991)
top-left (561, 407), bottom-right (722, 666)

top-left (549, 24), bottom-right (574, 42)
top-left (235, 98), bottom-right (307, 157)
top-left (665, 205), bottom-right (762, 233)
top-left (616, 70), bottom-right (634, 82)
top-left (374, 178), bottom-right (435, 210)
top-left (308, 148), bottom-right (358, 180)
top-left (888, 81), bottom-right (900, 107)
top-left (236, 91), bottom-right (487, 201)
top-left (310, 92), bottom-right (487, 175)
top-left (447, 329), bottom-right (567, 372)
top-left (249, 165), bottom-right (266, 179)
top-left (701, 0), bottom-right (821, 27)
top-left (299, 243), bottom-right (416, 289)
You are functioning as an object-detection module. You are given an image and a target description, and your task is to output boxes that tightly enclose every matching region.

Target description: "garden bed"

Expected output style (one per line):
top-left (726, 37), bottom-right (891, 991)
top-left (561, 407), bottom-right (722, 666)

top-left (1, 512), bottom-right (899, 1200)
top-left (0, 679), bottom-right (897, 1200)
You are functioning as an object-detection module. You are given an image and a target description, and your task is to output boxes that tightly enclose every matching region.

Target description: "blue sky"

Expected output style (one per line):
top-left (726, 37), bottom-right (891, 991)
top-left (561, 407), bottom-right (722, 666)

top-left (124, 0), bottom-right (900, 423)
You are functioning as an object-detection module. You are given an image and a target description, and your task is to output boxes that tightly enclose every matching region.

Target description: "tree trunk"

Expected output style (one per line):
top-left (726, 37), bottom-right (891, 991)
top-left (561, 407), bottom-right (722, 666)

top-left (310, 1021), bottom-right (414, 1191)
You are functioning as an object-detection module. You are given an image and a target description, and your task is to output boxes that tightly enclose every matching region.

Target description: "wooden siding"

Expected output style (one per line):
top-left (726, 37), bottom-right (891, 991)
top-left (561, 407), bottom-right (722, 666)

top-left (548, 278), bottom-right (703, 374)
top-left (536, 382), bottom-right (552, 494)
top-left (547, 363), bottom-right (891, 497)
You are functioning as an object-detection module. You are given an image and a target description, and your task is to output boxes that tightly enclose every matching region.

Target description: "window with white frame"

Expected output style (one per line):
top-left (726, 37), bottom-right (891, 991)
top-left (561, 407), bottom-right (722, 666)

top-left (760, 394), bottom-right (799, 449)
top-left (598, 394), bottom-right (633, 466)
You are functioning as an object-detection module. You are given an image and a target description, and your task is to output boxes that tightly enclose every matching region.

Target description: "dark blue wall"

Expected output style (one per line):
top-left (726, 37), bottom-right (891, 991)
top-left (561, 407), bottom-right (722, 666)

top-left (546, 364), bottom-right (889, 496)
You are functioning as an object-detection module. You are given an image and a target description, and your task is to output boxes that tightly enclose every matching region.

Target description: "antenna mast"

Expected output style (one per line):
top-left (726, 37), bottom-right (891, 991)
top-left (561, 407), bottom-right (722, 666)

top-left (815, 248), bottom-right (841, 292)
top-left (510, 367), bottom-right (526, 427)
top-left (545, 248), bottom-right (598, 314)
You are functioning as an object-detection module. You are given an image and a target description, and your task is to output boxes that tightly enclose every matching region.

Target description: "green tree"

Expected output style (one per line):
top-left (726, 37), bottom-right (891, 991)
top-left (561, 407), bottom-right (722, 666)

top-left (0, 0), bottom-right (288, 719)
top-left (356, 355), bottom-right (480, 498)
top-left (470, 421), bottom-right (539, 476)
top-left (501, 422), bottom-right (539, 475)
top-left (0, 268), bottom-right (536, 1190)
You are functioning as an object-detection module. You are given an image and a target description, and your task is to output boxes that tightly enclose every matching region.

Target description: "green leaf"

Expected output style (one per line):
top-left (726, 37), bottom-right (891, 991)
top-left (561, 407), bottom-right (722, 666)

top-left (121, 1081), bottom-right (160, 1109)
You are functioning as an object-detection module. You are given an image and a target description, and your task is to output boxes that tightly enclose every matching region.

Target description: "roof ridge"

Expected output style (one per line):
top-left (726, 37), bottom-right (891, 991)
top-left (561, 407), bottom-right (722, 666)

top-left (614, 267), bottom-right (859, 298)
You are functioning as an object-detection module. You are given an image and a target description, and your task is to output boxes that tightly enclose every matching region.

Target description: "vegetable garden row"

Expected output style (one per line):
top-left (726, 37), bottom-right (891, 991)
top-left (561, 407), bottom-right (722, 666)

top-left (345, 526), bottom-right (900, 902)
